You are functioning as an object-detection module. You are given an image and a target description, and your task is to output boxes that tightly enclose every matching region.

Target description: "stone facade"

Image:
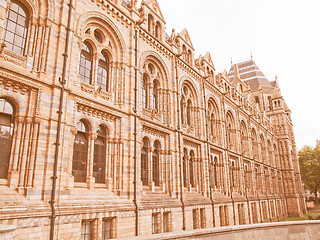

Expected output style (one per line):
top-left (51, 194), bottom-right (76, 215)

top-left (0, 0), bottom-right (305, 239)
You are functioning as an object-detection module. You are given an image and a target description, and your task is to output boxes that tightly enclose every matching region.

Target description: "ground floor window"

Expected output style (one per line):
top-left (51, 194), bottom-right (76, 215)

top-left (163, 212), bottom-right (171, 233)
top-left (152, 213), bottom-right (161, 234)
top-left (81, 219), bottom-right (97, 240)
top-left (102, 217), bottom-right (116, 239)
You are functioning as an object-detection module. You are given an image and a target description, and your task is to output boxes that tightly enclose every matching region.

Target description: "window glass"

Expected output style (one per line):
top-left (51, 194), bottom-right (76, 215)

top-left (0, 99), bottom-right (14, 179)
top-left (72, 121), bottom-right (88, 183)
top-left (93, 125), bottom-right (106, 184)
top-left (4, 2), bottom-right (28, 55)
top-left (141, 138), bottom-right (148, 185)
top-left (79, 42), bottom-right (93, 85)
top-left (97, 53), bottom-right (109, 91)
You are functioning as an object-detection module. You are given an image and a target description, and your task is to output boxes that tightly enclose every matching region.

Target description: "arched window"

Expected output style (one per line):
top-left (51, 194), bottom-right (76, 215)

top-left (180, 96), bottom-right (186, 125)
top-left (255, 96), bottom-right (260, 109)
top-left (3, 1), bottom-right (28, 55)
top-left (152, 141), bottom-right (160, 186)
top-left (214, 157), bottom-right (218, 187)
top-left (141, 75), bottom-right (148, 108)
top-left (151, 80), bottom-right (158, 111)
top-left (244, 164), bottom-right (249, 190)
top-left (187, 50), bottom-right (192, 64)
top-left (155, 22), bottom-right (161, 39)
top-left (255, 167), bottom-right (259, 193)
top-left (268, 96), bottom-right (272, 110)
top-left (251, 129), bottom-right (258, 159)
top-left (0, 99), bottom-right (14, 179)
top-left (97, 53), bottom-right (109, 91)
top-left (230, 161), bottom-right (235, 188)
top-left (260, 135), bottom-right (266, 162)
top-left (79, 42), bottom-right (93, 85)
top-left (73, 121), bottom-right (88, 183)
top-left (183, 148), bottom-right (188, 187)
top-left (227, 123), bottom-right (232, 146)
top-left (189, 150), bottom-right (195, 187)
top-left (210, 113), bottom-right (215, 136)
top-left (187, 99), bottom-right (192, 126)
top-left (148, 14), bottom-right (154, 33)
top-left (141, 138), bottom-right (148, 185)
top-left (93, 125), bottom-right (107, 184)
top-left (94, 29), bottom-right (103, 43)
top-left (182, 45), bottom-right (187, 61)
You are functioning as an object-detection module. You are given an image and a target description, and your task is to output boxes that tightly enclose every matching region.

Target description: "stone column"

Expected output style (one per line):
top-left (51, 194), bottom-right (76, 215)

top-left (87, 131), bottom-right (97, 190)
top-left (113, 138), bottom-right (119, 191)
top-left (27, 118), bottom-right (40, 188)
top-left (11, 116), bottom-right (25, 171)
top-left (148, 146), bottom-right (154, 191)
top-left (67, 127), bottom-right (78, 189)
top-left (18, 117), bottom-right (32, 189)
top-left (106, 137), bottom-right (113, 190)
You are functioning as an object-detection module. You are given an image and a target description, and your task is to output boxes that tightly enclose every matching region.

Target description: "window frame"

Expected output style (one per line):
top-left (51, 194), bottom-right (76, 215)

top-left (3, 1), bottom-right (29, 55)
top-left (79, 42), bottom-right (93, 85)
top-left (141, 138), bottom-right (148, 185)
top-left (0, 98), bottom-right (15, 180)
top-left (97, 52), bottom-right (109, 91)
top-left (93, 125), bottom-right (107, 184)
top-left (102, 217), bottom-right (116, 239)
top-left (72, 121), bottom-right (89, 183)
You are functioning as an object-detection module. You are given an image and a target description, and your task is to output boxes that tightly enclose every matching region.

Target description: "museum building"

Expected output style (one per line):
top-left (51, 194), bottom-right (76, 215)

top-left (0, 0), bottom-right (306, 239)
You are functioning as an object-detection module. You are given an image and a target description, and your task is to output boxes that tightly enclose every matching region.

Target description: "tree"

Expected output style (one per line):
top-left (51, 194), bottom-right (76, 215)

top-left (298, 145), bottom-right (320, 203)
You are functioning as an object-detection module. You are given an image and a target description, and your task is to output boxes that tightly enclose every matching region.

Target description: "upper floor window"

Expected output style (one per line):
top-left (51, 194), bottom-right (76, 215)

top-left (97, 53), bottom-right (109, 91)
top-left (79, 42), bottom-right (93, 85)
top-left (141, 75), bottom-right (148, 109)
top-left (0, 99), bottom-right (14, 179)
top-left (155, 22), bottom-right (161, 39)
top-left (148, 14), bottom-right (154, 33)
top-left (151, 80), bottom-right (159, 111)
top-left (3, 1), bottom-right (28, 55)
top-left (72, 120), bottom-right (88, 183)
top-left (180, 97), bottom-right (186, 125)
top-left (186, 99), bottom-right (192, 126)
top-left (210, 113), bottom-right (214, 136)
top-left (181, 84), bottom-right (196, 128)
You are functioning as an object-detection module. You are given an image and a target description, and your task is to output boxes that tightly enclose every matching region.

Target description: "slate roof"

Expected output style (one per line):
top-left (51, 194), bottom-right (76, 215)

top-left (229, 59), bottom-right (274, 90)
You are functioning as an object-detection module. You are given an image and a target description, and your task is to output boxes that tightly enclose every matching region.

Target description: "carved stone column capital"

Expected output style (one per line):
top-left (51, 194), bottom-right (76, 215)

top-left (25, 117), bottom-right (33, 124)
top-left (71, 127), bottom-right (78, 136)
top-left (89, 132), bottom-right (98, 140)
top-left (16, 116), bottom-right (25, 123)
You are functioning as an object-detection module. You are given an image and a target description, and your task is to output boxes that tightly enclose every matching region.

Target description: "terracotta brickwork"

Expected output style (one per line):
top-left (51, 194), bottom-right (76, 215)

top-left (0, 0), bottom-right (305, 239)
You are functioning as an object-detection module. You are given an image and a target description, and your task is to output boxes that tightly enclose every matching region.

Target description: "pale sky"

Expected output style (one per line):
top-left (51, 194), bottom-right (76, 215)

top-left (137, 0), bottom-right (320, 150)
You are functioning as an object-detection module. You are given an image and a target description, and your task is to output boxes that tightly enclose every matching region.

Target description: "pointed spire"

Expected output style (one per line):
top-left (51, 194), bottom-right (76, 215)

top-left (274, 75), bottom-right (279, 88)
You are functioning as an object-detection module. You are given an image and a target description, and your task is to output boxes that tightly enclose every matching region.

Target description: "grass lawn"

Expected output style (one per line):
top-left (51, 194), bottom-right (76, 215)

top-left (282, 212), bottom-right (320, 221)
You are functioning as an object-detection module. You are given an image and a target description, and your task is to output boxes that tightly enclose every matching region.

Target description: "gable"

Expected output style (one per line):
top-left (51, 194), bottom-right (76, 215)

top-left (143, 0), bottom-right (165, 23)
top-left (179, 28), bottom-right (194, 49)
top-left (204, 52), bottom-right (214, 67)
